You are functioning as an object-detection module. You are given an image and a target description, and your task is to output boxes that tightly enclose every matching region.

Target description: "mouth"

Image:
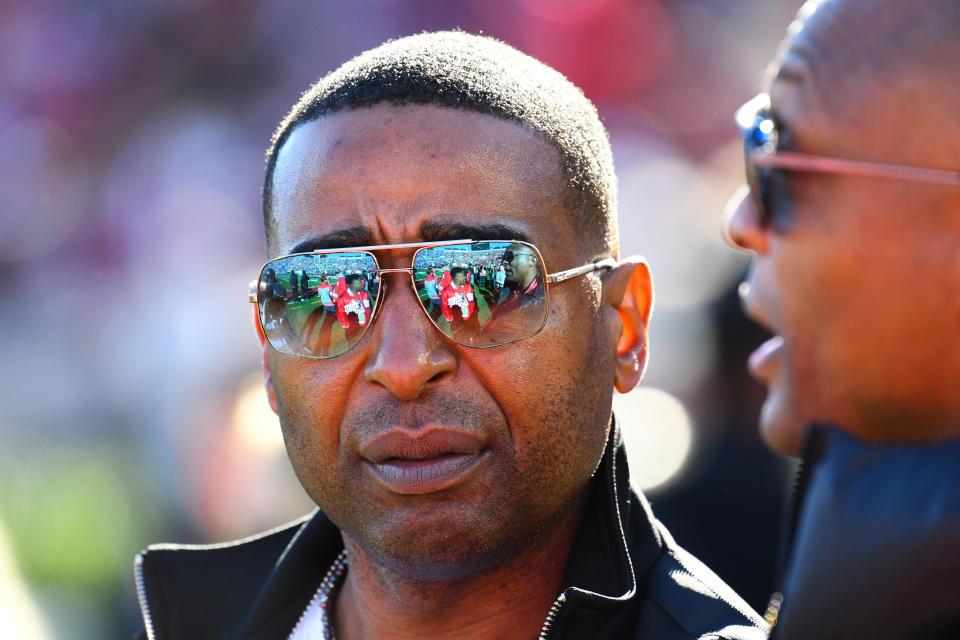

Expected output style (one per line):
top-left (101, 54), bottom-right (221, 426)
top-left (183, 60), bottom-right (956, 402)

top-left (739, 280), bottom-right (783, 383)
top-left (359, 428), bottom-right (488, 495)
top-left (748, 335), bottom-right (783, 382)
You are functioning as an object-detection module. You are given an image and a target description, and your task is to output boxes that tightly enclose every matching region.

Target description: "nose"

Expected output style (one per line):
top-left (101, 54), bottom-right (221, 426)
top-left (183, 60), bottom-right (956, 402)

top-left (723, 184), bottom-right (770, 254)
top-left (363, 279), bottom-right (457, 400)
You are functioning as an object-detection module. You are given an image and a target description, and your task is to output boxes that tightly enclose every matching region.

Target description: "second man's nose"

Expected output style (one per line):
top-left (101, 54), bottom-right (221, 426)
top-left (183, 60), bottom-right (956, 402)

top-left (723, 184), bottom-right (770, 254)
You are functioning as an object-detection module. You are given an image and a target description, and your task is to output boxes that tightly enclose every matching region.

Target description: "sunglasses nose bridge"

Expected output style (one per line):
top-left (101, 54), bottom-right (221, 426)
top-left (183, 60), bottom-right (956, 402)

top-left (365, 270), bottom-right (449, 354)
top-left (369, 267), bottom-right (432, 324)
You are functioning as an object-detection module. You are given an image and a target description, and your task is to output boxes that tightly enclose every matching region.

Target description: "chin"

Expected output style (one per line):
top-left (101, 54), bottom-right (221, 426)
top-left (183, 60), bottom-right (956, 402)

top-left (356, 522), bottom-right (516, 583)
top-left (758, 390), bottom-right (805, 457)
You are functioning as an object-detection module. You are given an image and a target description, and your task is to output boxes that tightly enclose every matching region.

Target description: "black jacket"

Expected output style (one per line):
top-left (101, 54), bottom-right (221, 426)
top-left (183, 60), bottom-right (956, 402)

top-left (771, 426), bottom-right (960, 639)
top-left (134, 426), bottom-right (766, 639)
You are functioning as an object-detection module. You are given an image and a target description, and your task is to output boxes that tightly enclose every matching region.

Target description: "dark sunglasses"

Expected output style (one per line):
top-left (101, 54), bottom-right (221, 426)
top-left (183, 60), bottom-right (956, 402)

top-left (736, 93), bottom-right (960, 226)
top-left (249, 239), bottom-right (616, 359)
top-left (501, 249), bottom-right (534, 262)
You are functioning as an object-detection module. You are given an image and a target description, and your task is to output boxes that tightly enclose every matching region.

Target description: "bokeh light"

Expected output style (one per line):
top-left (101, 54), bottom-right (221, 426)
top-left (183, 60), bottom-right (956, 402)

top-left (614, 387), bottom-right (694, 490)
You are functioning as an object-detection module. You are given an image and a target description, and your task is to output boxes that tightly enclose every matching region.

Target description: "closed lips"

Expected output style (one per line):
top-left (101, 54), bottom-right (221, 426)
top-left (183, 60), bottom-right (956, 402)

top-left (358, 428), bottom-right (489, 495)
top-left (358, 428), bottom-right (486, 463)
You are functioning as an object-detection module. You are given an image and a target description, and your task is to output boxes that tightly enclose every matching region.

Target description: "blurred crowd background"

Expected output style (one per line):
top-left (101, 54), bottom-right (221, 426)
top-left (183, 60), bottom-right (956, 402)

top-left (1, 0), bottom-right (805, 637)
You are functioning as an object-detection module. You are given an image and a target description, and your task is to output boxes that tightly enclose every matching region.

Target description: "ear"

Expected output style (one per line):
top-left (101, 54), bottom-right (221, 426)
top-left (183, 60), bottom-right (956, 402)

top-left (602, 257), bottom-right (653, 393)
top-left (253, 305), bottom-right (279, 415)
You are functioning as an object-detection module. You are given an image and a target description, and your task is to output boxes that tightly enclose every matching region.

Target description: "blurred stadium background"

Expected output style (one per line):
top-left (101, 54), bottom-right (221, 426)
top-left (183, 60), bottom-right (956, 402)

top-left (0, 0), bottom-right (803, 637)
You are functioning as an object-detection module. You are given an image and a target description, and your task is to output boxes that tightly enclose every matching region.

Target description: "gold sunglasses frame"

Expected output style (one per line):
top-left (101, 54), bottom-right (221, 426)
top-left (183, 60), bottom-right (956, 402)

top-left (249, 238), bottom-right (617, 358)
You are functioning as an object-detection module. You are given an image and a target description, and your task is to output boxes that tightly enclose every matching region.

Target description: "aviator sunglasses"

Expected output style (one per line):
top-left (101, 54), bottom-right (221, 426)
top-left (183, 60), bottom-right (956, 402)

top-left (250, 239), bottom-right (616, 359)
top-left (736, 93), bottom-right (960, 226)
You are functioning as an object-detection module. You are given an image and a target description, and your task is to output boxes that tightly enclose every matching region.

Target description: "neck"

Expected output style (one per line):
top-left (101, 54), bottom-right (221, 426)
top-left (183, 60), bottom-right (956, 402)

top-left (334, 488), bottom-right (588, 640)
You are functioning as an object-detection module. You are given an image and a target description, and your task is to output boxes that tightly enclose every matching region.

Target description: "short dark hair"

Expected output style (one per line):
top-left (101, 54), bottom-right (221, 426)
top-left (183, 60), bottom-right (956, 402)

top-left (449, 266), bottom-right (465, 278)
top-left (263, 31), bottom-right (616, 250)
top-left (346, 273), bottom-right (363, 286)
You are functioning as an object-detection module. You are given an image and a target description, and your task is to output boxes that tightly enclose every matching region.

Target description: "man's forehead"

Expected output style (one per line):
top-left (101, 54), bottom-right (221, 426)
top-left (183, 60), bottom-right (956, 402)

top-left (285, 222), bottom-right (535, 256)
top-left (767, 1), bottom-right (851, 120)
top-left (268, 105), bottom-right (577, 259)
top-left (768, 0), bottom-right (954, 146)
top-left (765, 5), bottom-right (892, 161)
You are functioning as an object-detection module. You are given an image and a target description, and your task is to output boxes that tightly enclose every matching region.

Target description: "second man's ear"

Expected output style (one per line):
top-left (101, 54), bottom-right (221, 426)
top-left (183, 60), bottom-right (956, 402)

top-left (602, 257), bottom-right (653, 393)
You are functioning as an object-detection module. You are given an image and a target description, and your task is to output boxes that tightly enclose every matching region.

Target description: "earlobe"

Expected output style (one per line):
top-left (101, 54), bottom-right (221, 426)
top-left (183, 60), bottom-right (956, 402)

top-left (253, 305), bottom-right (279, 415)
top-left (602, 257), bottom-right (653, 394)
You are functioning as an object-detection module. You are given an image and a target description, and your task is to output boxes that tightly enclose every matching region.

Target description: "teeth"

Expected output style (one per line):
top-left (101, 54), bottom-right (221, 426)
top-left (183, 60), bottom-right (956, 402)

top-left (738, 281), bottom-right (750, 298)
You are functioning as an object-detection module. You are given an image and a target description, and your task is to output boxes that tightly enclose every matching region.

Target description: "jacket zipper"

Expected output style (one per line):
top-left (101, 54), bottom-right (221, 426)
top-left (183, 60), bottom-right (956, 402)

top-left (537, 592), bottom-right (566, 640)
top-left (767, 426), bottom-right (829, 638)
top-left (135, 554), bottom-right (157, 640)
top-left (775, 427), bottom-right (828, 588)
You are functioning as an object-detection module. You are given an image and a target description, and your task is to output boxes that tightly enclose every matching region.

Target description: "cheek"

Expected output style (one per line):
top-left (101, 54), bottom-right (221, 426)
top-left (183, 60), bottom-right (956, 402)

top-left (268, 354), bottom-right (356, 493)
top-left (767, 240), bottom-right (842, 408)
top-left (772, 217), bottom-right (960, 416)
top-left (485, 352), bottom-right (610, 508)
top-left (505, 288), bottom-right (611, 468)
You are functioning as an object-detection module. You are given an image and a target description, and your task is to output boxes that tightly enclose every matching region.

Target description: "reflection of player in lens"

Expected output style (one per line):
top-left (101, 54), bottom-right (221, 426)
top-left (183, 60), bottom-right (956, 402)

top-left (423, 268), bottom-right (441, 318)
top-left (289, 270), bottom-right (300, 298)
top-left (440, 267), bottom-right (476, 323)
top-left (501, 244), bottom-right (540, 294)
top-left (336, 273), bottom-right (372, 331)
top-left (317, 276), bottom-right (335, 311)
top-left (301, 275), bottom-right (338, 354)
top-left (261, 268), bottom-right (287, 299)
top-left (498, 244), bottom-right (545, 307)
top-left (483, 245), bottom-right (545, 335)
top-left (300, 272), bottom-right (311, 300)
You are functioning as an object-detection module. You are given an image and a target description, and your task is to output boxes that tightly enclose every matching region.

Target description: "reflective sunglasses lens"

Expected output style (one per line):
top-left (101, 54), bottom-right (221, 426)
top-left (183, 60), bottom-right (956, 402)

top-left (412, 241), bottom-right (547, 347)
top-left (744, 151), bottom-right (770, 225)
top-left (258, 252), bottom-right (379, 358)
top-left (742, 106), bottom-right (790, 228)
top-left (741, 118), bottom-right (769, 226)
top-left (746, 147), bottom-right (789, 228)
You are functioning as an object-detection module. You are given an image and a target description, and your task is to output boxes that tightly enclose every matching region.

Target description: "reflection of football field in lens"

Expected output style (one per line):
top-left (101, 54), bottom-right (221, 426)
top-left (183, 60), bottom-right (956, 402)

top-left (276, 269), bottom-right (502, 351)
top-left (285, 297), bottom-right (348, 352)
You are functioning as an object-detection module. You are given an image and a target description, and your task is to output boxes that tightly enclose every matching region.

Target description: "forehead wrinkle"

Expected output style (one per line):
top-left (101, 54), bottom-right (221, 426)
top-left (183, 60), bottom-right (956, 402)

top-left (770, 41), bottom-right (814, 88)
top-left (767, 2), bottom-right (888, 140)
top-left (775, 0), bottom-right (956, 120)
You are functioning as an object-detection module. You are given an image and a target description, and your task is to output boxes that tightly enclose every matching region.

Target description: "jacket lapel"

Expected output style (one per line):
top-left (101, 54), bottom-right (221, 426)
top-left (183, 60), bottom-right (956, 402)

top-left (239, 511), bottom-right (344, 639)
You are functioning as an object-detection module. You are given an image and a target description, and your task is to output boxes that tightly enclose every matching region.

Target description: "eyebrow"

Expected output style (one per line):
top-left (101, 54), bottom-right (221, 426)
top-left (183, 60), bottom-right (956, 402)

top-left (774, 55), bottom-right (810, 86)
top-left (289, 226), bottom-right (376, 254)
top-left (419, 220), bottom-right (533, 245)
top-left (288, 219), bottom-right (533, 254)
